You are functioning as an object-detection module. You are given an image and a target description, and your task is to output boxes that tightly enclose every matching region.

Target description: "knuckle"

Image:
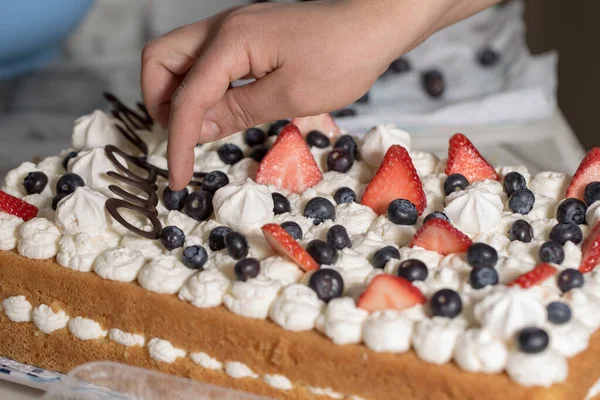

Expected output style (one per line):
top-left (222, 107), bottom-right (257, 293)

top-left (220, 12), bottom-right (252, 38)
top-left (141, 40), bottom-right (159, 64)
top-left (224, 93), bottom-right (254, 130)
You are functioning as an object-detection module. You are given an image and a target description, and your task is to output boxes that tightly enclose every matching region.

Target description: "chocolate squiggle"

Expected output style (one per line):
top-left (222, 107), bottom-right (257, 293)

top-left (102, 94), bottom-right (208, 238)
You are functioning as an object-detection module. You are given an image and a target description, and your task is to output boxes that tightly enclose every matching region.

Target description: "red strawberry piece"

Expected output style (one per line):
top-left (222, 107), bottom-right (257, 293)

top-left (409, 218), bottom-right (471, 256)
top-left (445, 133), bottom-right (500, 183)
top-left (0, 190), bottom-right (38, 221)
top-left (357, 274), bottom-right (426, 312)
top-left (579, 221), bottom-right (600, 273)
top-left (361, 145), bottom-right (427, 215)
top-left (565, 148), bottom-right (600, 201)
top-left (256, 124), bottom-right (323, 193)
top-left (290, 113), bottom-right (341, 140)
top-left (508, 264), bottom-right (558, 288)
top-left (262, 223), bottom-right (319, 271)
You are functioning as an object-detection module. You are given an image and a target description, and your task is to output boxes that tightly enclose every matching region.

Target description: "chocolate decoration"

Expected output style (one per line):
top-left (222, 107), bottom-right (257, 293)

top-left (105, 198), bottom-right (162, 240)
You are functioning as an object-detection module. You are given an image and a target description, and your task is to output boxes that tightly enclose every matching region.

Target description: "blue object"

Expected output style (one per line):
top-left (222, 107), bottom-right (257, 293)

top-left (0, 0), bottom-right (94, 79)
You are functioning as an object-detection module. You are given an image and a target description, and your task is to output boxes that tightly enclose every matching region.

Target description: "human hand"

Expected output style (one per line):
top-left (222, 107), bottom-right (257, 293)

top-left (141, 0), bottom-right (500, 190)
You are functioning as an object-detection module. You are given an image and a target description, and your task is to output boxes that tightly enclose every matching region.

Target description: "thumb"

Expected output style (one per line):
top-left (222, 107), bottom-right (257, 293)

top-left (202, 70), bottom-right (290, 140)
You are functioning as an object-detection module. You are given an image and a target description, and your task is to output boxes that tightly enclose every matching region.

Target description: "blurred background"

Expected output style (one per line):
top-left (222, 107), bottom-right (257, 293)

top-left (0, 0), bottom-right (596, 178)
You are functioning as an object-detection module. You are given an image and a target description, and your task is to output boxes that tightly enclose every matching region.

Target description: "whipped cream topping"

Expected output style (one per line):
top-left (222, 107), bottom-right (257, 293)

top-left (137, 255), bottom-right (195, 294)
top-left (158, 210), bottom-right (198, 236)
top-left (360, 124), bottom-right (411, 167)
top-left (412, 317), bottom-right (466, 365)
top-left (148, 338), bottom-right (186, 363)
top-left (269, 284), bottom-right (324, 332)
top-left (453, 328), bottom-right (507, 374)
top-left (334, 202), bottom-right (377, 237)
top-left (18, 218), bottom-right (61, 259)
top-left (506, 350), bottom-right (567, 387)
top-left (224, 278), bottom-right (282, 319)
top-left (109, 328), bottom-right (145, 347)
top-left (1, 296), bottom-right (32, 322)
top-left (312, 171), bottom-right (363, 197)
top-left (68, 317), bottom-right (107, 340)
top-left (68, 148), bottom-right (126, 196)
top-left (1, 162), bottom-right (38, 198)
top-left (55, 187), bottom-right (109, 236)
top-left (190, 352), bottom-right (223, 370)
top-left (228, 158), bottom-right (259, 182)
top-left (94, 246), bottom-right (145, 282)
top-left (548, 319), bottom-right (590, 357)
top-left (178, 269), bottom-right (230, 308)
top-left (362, 310), bottom-right (414, 353)
top-left (529, 171), bottom-right (569, 201)
top-left (369, 216), bottom-right (417, 246)
top-left (587, 201), bottom-right (600, 229)
top-left (263, 374), bottom-right (293, 391)
top-left (213, 179), bottom-right (274, 232)
top-left (410, 151), bottom-right (440, 177)
top-left (496, 166), bottom-right (532, 185)
top-left (258, 256), bottom-right (303, 286)
top-left (0, 212), bottom-right (23, 251)
top-left (32, 304), bottom-right (69, 334)
top-left (316, 297), bottom-right (368, 345)
top-left (57, 233), bottom-right (110, 272)
top-left (225, 361), bottom-right (259, 379)
top-left (444, 186), bottom-right (504, 235)
top-left (71, 110), bottom-right (125, 150)
top-left (330, 248), bottom-right (374, 288)
top-left (121, 231), bottom-right (164, 260)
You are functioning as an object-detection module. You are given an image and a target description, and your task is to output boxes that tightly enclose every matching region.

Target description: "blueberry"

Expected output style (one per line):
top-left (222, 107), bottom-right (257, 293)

top-left (182, 245), bottom-right (208, 270)
top-left (244, 127), bottom-right (266, 147)
top-left (356, 92), bottom-right (370, 103)
top-left (62, 151), bottom-right (78, 170)
top-left (51, 192), bottom-right (68, 210)
top-left (549, 223), bottom-right (583, 245)
top-left (503, 172), bottom-right (527, 196)
top-left (396, 259), bottom-right (428, 282)
top-left (309, 269), bottom-right (344, 302)
top-left (333, 187), bottom-right (357, 204)
top-left (557, 268), bottom-right (584, 293)
top-left (467, 243), bottom-right (498, 268)
top-left (469, 266), bottom-right (499, 289)
top-left (208, 226), bottom-right (233, 251)
top-left (371, 246), bottom-right (400, 269)
top-left (249, 146), bottom-right (269, 163)
top-left (272, 192), bottom-right (291, 215)
top-left (387, 199), bottom-right (418, 225)
top-left (268, 120), bottom-right (289, 136)
top-left (162, 187), bottom-right (188, 211)
top-left (508, 188), bottom-right (535, 215)
top-left (183, 191), bottom-right (213, 221)
top-left (422, 70), bottom-right (445, 99)
top-left (159, 226), bottom-right (185, 250)
top-left (477, 48), bottom-right (500, 67)
top-left (389, 57), bottom-right (411, 74)
top-left (217, 144), bottom-right (243, 165)
top-left (443, 174), bottom-right (469, 196)
top-left (430, 289), bottom-right (462, 318)
top-left (327, 149), bottom-right (354, 173)
top-left (584, 182), bottom-right (600, 206)
top-left (547, 301), bottom-right (572, 325)
top-left (326, 225), bottom-right (352, 250)
top-left (333, 108), bottom-right (356, 118)
top-left (539, 241), bottom-right (565, 264)
top-left (517, 327), bottom-right (549, 354)
top-left (23, 171), bottom-right (48, 195)
top-left (56, 173), bottom-right (85, 195)
top-left (306, 240), bottom-right (338, 265)
top-left (225, 231), bottom-right (249, 260)
top-left (509, 219), bottom-right (534, 243)
top-left (333, 135), bottom-right (358, 158)
top-left (202, 171), bottom-right (229, 195)
top-left (234, 258), bottom-right (260, 281)
top-left (280, 221), bottom-right (303, 240)
top-left (423, 211), bottom-right (449, 224)
top-left (304, 197), bottom-right (336, 225)
top-left (557, 198), bottom-right (587, 225)
top-left (306, 130), bottom-right (330, 148)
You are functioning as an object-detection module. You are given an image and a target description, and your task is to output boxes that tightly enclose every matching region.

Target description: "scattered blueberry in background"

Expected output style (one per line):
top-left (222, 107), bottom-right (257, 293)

top-left (327, 149), bottom-right (354, 173)
top-left (272, 192), bottom-right (291, 215)
top-left (304, 197), bottom-right (336, 225)
top-left (268, 120), bottom-right (289, 136)
top-left (430, 289), bottom-right (462, 318)
top-left (23, 171), bottom-right (48, 195)
top-left (309, 269), bottom-right (344, 302)
top-left (477, 48), bottom-right (500, 67)
top-left (326, 225), bottom-right (352, 250)
top-left (388, 57), bottom-right (411, 74)
top-left (517, 327), bottom-right (549, 354)
top-left (202, 171), bottom-right (229, 195)
top-left (444, 174), bottom-right (469, 196)
top-left (549, 222), bottom-right (583, 245)
top-left (209, 226), bottom-right (233, 251)
top-left (334, 187), bottom-right (357, 204)
top-left (217, 143), bottom-right (244, 165)
top-left (333, 108), bottom-right (357, 118)
top-left (556, 198), bottom-right (587, 225)
top-left (503, 172), bottom-right (527, 196)
top-left (62, 151), bottom-right (78, 170)
top-left (183, 190), bottom-right (213, 221)
top-left (225, 231), bottom-right (249, 260)
top-left (467, 243), bottom-right (498, 268)
top-left (509, 219), bottom-right (534, 243)
top-left (556, 268), bottom-right (584, 293)
top-left (333, 135), bottom-right (358, 158)
top-left (249, 146), bottom-right (270, 163)
top-left (162, 187), bottom-right (188, 211)
top-left (306, 130), bottom-right (330, 148)
top-left (508, 188), bottom-right (535, 215)
top-left (396, 259), bottom-right (428, 282)
top-left (387, 199), bottom-right (418, 225)
top-left (244, 127), bottom-right (266, 147)
top-left (423, 211), bottom-right (449, 224)
top-left (422, 70), bottom-right (445, 99)
top-left (469, 265), bottom-right (499, 289)
top-left (547, 301), bottom-right (572, 325)
top-left (159, 226), bottom-right (185, 250)
top-left (306, 239), bottom-right (339, 265)
top-left (371, 246), bottom-right (400, 269)
top-left (234, 258), bottom-right (260, 281)
top-left (280, 221), bottom-right (303, 240)
top-left (56, 172), bottom-right (85, 195)
top-left (584, 182), bottom-right (600, 206)
top-left (182, 245), bottom-right (208, 270)
top-left (356, 92), bottom-right (370, 104)
top-left (538, 241), bottom-right (565, 264)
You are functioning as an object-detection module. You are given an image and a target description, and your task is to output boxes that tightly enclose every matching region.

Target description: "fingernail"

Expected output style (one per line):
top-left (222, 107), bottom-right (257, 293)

top-left (200, 120), bottom-right (221, 141)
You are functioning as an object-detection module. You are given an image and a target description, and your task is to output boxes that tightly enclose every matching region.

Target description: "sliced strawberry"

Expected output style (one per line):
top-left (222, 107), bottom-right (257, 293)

top-left (262, 223), bottom-right (318, 271)
top-left (445, 133), bottom-right (500, 183)
top-left (361, 145), bottom-right (426, 215)
top-left (565, 148), bottom-right (600, 201)
top-left (508, 264), bottom-right (558, 288)
top-left (357, 274), bottom-right (426, 312)
top-left (579, 221), bottom-right (600, 273)
top-left (255, 124), bottom-right (322, 193)
top-left (0, 190), bottom-right (38, 221)
top-left (290, 113), bottom-right (341, 140)
top-left (409, 218), bottom-right (471, 255)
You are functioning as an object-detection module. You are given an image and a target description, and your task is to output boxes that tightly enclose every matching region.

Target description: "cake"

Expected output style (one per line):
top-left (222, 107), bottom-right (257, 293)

top-left (1, 93), bottom-right (600, 399)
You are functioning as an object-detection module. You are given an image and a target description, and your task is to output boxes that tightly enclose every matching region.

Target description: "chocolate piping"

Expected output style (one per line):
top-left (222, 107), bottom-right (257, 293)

top-left (105, 198), bottom-right (162, 240)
